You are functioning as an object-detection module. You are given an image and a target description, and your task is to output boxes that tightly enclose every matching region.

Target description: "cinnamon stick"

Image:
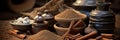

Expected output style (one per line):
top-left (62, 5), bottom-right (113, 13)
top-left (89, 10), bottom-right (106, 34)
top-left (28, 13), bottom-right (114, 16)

top-left (72, 33), bottom-right (82, 38)
top-left (101, 33), bottom-right (113, 37)
top-left (71, 33), bottom-right (82, 40)
top-left (8, 30), bottom-right (26, 39)
top-left (72, 20), bottom-right (82, 28)
top-left (96, 36), bottom-right (102, 40)
top-left (62, 21), bottom-right (75, 39)
top-left (88, 36), bottom-right (102, 40)
top-left (102, 38), bottom-right (113, 40)
top-left (88, 38), bottom-right (97, 40)
top-left (101, 33), bottom-right (113, 39)
top-left (72, 33), bottom-right (82, 37)
top-left (76, 31), bottom-right (97, 40)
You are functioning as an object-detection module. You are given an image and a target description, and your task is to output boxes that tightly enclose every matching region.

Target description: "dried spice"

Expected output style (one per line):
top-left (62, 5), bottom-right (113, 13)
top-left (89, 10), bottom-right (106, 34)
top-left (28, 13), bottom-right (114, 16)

top-left (55, 8), bottom-right (87, 22)
top-left (26, 30), bottom-right (61, 40)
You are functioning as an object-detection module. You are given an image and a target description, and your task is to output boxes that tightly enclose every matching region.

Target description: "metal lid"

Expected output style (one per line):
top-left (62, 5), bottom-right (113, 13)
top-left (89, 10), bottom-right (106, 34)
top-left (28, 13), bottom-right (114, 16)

top-left (34, 12), bottom-right (44, 23)
top-left (42, 13), bottom-right (53, 19)
top-left (73, 0), bottom-right (96, 6)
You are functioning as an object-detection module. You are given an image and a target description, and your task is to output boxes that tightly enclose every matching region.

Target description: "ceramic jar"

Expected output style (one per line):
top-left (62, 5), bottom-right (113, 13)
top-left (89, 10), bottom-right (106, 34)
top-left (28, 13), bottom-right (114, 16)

top-left (32, 12), bottom-right (49, 34)
top-left (90, 2), bottom-right (115, 33)
top-left (72, 0), bottom-right (96, 11)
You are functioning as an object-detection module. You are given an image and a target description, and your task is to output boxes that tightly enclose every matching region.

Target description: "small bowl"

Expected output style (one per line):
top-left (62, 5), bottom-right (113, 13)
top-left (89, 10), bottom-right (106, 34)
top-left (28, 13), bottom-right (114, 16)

top-left (9, 20), bottom-right (33, 32)
top-left (54, 22), bottom-right (86, 36)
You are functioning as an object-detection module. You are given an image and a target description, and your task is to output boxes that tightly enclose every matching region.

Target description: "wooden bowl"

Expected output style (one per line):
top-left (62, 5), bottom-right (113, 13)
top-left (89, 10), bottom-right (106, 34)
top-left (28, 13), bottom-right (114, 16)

top-left (54, 22), bottom-right (85, 36)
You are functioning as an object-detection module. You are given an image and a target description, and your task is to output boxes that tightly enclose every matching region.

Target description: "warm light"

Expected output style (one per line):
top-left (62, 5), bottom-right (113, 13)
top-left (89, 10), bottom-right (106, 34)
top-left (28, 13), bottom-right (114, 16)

top-left (77, 0), bottom-right (82, 3)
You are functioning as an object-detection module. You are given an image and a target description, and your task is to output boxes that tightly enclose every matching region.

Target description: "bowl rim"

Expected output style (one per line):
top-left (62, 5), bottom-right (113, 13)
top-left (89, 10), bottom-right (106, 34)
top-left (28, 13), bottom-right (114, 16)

top-left (9, 20), bottom-right (34, 25)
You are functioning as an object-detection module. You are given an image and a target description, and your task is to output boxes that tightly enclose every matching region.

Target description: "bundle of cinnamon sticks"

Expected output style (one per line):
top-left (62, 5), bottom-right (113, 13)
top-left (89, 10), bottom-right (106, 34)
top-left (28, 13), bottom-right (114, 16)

top-left (61, 20), bottom-right (113, 40)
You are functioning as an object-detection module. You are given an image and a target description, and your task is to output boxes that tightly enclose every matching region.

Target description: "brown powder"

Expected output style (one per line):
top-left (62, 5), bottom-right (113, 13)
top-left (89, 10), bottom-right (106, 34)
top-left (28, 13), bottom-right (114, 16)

top-left (55, 8), bottom-right (86, 21)
top-left (26, 30), bottom-right (61, 40)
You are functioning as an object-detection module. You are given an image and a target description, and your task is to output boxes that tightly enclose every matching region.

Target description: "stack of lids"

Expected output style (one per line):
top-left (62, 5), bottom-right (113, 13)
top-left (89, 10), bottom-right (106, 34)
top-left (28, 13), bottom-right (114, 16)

top-left (55, 8), bottom-right (86, 22)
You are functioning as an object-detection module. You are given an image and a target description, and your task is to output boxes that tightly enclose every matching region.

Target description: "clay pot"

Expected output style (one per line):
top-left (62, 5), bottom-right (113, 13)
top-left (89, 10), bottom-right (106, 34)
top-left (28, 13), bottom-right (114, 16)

top-left (72, 0), bottom-right (96, 11)
top-left (31, 21), bottom-right (48, 34)
top-left (90, 21), bottom-right (115, 33)
top-left (10, 21), bottom-right (32, 32)
top-left (90, 17), bottom-right (115, 22)
top-left (90, 2), bottom-right (115, 33)
top-left (8, 0), bottom-right (36, 12)
top-left (54, 22), bottom-right (85, 36)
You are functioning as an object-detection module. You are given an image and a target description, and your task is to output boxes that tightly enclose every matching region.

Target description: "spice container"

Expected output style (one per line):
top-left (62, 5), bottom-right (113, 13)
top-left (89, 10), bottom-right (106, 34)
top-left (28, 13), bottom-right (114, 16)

top-left (54, 22), bottom-right (85, 36)
top-left (90, 2), bottom-right (115, 33)
top-left (34, 12), bottom-right (44, 23)
top-left (42, 10), bottom-right (55, 26)
top-left (54, 8), bottom-right (86, 35)
top-left (32, 21), bottom-right (48, 34)
top-left (10, 17), bottom-right (33, 32)
top-left (32, 12), bottom-right (48, 34)
top-left (10, 22), bottom-right (32, 32)
top-left (42, 10), bottom-right (56, 32)
top-left (72, 0), bottom-right (96, 11)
